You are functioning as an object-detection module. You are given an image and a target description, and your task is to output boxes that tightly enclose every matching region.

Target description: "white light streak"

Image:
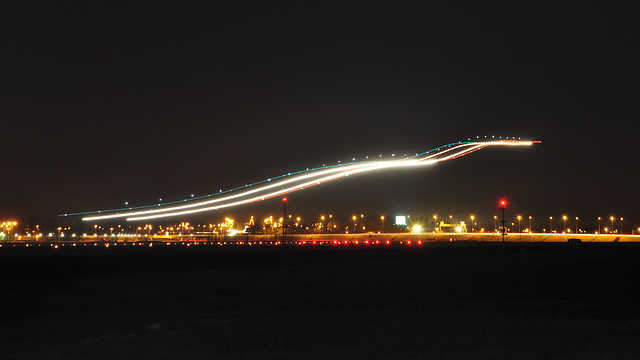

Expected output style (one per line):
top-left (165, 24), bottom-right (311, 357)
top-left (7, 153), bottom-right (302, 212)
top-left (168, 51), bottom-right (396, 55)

top-left (82, 140), bottom-right (536, 221)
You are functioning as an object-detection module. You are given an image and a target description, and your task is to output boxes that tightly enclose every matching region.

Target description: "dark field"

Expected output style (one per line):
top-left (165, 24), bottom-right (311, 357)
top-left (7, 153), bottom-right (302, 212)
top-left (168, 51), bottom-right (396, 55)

top-left (1, 243), bottom-right (639, 359)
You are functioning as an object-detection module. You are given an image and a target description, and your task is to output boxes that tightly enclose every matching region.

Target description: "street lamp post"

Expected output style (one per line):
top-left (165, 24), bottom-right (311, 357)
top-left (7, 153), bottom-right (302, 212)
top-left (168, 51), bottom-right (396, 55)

top-left (610, 216), bottom-right (615, 234)
top-left (352, 216), bottom-right (357, 233)
top-left (470, 215), bottom-right (475, 232)
top-left (598, 217), bottom-right (601, 234)
top-left (549, 216), bottom-right (553, 233)
top-left (562, 215), bottom-right (567, 233)
top-left (517, 215), bottom-right (522, 241)
top-left (494, 215), bottom-right (497, 233)
top-left (575, 217), bottom-right (579, 233)
top-left (620, 217), bottom-right (623, 234)
top-left (380, 215), bottom-right (385, 233)
top-left (529, 216), bottom-right (532, 234)
top-left (434, 215), bottom-right (438, 232)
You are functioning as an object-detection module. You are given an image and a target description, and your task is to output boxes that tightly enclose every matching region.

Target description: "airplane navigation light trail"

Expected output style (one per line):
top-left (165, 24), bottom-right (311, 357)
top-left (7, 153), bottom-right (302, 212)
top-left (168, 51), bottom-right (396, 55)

top-left (72, 139), bottom-right (538, 222)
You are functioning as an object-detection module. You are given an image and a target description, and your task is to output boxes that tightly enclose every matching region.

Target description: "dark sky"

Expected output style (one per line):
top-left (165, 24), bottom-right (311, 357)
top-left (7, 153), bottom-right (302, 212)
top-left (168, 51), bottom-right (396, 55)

top-left (2, 2), bottom-right (639, 230)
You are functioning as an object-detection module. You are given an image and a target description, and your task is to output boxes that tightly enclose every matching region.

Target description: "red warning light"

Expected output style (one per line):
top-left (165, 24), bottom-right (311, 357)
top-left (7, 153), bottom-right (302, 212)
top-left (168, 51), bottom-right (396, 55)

top-left (499, 199), bottom-right (507, 209)
top-left (282, 197), bottom-right (287, 202)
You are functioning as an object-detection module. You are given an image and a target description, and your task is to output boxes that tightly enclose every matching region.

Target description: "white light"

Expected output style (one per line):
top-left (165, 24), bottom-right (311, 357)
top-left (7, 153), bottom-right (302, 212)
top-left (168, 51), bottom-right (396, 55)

top-left (82, 140), bottom-right (537, 221)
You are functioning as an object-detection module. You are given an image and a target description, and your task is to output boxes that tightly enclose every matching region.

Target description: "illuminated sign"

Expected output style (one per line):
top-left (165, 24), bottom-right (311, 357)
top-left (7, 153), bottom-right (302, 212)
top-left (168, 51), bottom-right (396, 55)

top-left (395, 216), bottom-right (407, 226)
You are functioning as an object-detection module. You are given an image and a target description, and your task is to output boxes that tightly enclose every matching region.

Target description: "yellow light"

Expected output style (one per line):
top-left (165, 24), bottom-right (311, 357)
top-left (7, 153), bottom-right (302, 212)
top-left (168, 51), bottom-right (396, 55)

top-left (412, 225), bottom-right (422, 233)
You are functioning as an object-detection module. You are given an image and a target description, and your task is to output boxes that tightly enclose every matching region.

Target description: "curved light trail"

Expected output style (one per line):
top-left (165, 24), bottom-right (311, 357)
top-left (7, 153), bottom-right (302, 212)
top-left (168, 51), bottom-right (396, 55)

top-left (75, 139), bottom-right (538, 222)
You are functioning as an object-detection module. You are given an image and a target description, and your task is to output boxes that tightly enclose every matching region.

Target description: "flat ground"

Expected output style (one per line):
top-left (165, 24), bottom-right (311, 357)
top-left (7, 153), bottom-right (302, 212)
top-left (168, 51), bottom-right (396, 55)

top-left (1, 243), bottom-right (639, 359)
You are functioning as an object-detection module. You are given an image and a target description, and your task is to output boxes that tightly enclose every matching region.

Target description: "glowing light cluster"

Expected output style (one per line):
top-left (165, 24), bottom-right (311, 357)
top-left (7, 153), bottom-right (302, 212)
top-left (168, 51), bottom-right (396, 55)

top-left (78, 140), bottom-right (537, 222)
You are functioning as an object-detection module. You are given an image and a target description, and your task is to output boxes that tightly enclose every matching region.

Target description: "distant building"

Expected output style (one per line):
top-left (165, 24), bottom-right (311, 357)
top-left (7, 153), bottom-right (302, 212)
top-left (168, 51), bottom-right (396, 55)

top-left (437, 221), bottom-right (467, 233)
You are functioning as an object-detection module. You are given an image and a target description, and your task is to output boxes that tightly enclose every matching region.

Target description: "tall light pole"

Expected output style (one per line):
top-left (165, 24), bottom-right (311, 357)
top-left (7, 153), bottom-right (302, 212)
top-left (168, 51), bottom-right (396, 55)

top-left (321, 215), bottom-right (325, 233)
top-left (470, 215), bottom-right (475, 232)
top-left (494, 215), bottom-right (497, 233)
top-left (282, 197), bottom-right (287, 244)
top-left (562, 215), bottom-right (567, 233)
top-left (598, 217), bottom-right (601, 234)
top-left (380, 215), bottom-right (385, 233)
top-left (529, 216), bottom-right (532, 234)
top-left (499, 200), bottom-right (507, 242)
top-left (549, 216), bottom-right (553, 233)
top-left (352, 215), bottom-right (357, 233)
top-left (517, 215), bottom-right (522, 242)
top-left (434, 215), bottom-right (438, 232)
top-left (575, 217), bottom-right (579, 233)
top-left (620, 217), bottom-right (623, 234)
top-left (610, 216), bottom-right (615, 234)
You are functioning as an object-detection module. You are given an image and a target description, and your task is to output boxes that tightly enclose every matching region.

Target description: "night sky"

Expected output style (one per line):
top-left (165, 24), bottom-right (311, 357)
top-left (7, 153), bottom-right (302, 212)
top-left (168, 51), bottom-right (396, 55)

top-left (2, 2), bottom-right (638, 229)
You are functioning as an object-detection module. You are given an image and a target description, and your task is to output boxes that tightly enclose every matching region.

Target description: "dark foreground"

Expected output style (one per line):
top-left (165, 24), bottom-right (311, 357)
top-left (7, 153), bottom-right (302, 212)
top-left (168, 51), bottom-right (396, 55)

top-left (1, 243), bottom-right (639, 359)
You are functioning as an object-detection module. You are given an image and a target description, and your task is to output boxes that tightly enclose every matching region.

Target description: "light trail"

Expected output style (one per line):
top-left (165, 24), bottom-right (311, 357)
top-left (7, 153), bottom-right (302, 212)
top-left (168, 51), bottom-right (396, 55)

top-left (77, 139), bottom-right (538, 222)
